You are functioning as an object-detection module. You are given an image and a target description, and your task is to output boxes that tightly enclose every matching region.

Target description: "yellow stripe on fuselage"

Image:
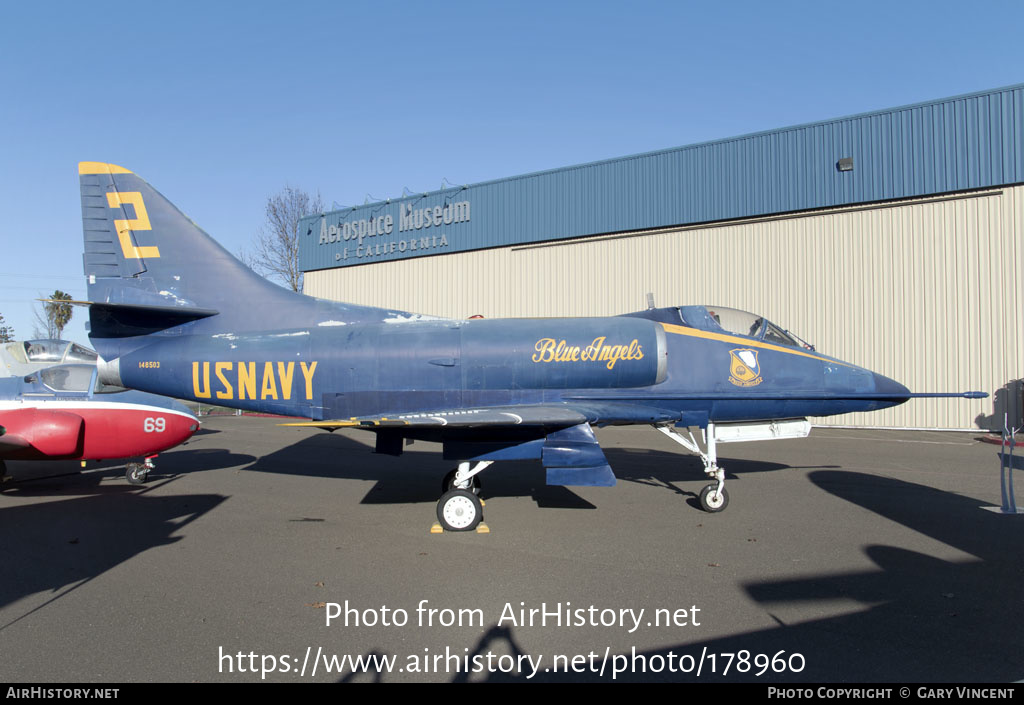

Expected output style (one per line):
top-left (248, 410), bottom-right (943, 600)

top-left (659, 322), bottom-right (857, 368)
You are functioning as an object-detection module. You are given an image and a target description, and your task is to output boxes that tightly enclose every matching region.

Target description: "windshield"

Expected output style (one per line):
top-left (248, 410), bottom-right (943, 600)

top-left (66, 343), bottom-right (98, 363)
top-left (40, 364), bottom-right (95, 393)
top-left (23, 340), bottom-right (68, 362)
top-left (679, 306), bottom-right (800, 347)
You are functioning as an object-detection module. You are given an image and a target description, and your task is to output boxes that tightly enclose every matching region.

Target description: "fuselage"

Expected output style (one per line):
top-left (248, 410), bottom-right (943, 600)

top-left (97, 305), bottom-right (909, 425)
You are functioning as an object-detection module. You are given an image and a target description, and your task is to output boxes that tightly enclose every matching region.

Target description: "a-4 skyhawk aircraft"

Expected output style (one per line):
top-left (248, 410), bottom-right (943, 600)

top-left (75, 162), bottom-right (984, 530)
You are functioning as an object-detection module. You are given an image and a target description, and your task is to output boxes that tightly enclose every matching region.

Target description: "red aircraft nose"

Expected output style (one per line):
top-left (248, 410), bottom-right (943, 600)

top-left (78, 405), bottom-right (200, 460)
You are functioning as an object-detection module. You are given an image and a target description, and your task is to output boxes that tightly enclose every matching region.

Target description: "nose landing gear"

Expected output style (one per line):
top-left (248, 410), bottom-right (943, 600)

top-left (125, 455), bottom-right (158, 485)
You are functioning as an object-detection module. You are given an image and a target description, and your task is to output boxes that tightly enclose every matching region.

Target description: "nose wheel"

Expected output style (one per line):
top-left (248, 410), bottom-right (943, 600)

top-left (125, 455), bottom-right (157, 485)
top-left (699, 483), bottom-right (729, 512)
top-left (125, 462), bottom-right (149, 485)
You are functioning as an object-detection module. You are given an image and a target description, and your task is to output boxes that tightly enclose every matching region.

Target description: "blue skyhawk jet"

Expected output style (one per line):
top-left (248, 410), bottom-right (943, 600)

top-left (76, 162), bottom-right (984, 530)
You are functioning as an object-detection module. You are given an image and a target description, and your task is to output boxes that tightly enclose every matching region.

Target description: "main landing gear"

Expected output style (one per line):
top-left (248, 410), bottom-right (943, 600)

top-left (125, 455), bottom-right (157, 485)
top-left (655, 423), bottom-right (729, 513)
top-left (435, 461), bottom-right (492, 531)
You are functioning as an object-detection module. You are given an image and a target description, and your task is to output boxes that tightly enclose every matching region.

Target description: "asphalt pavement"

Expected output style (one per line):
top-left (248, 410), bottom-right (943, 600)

top-left (1, 417), bottom-right (1020, 682)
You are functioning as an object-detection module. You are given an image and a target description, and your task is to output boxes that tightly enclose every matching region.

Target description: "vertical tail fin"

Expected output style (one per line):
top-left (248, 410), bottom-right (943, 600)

top-left (79, 162), bottom-right (395, 336)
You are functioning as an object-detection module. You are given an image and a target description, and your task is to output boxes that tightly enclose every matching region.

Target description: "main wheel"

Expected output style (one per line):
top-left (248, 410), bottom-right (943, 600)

top-left (126, 463), bottom-right (148, 485)
top-left (699, 483), bottom-right (729, 513)
top-left (441, 469), bottom-right (481, 495)
top-left (436, 489), bottom-right (483, 532)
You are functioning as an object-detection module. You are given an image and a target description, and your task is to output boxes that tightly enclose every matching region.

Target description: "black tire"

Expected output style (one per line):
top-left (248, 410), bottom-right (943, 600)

top-left (441, 469), bottom-right (481, 495)
top-left (699, 483), bottom-right (729, 513)
top-left (126, 463), bottom-right (148, 486)
top-left (436, 489), bottom-right (483, 532)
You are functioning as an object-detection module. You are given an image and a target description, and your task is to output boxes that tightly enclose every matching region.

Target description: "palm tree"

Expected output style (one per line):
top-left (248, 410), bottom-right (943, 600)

top-left (44, 290), bottom-right (73, 338)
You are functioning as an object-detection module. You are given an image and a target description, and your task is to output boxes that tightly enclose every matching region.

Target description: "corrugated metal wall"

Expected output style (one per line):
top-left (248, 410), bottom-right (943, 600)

top-left (300, 84), bottom-right (1024, 272)
top-left (305, 185), bottom-right (1024, 430)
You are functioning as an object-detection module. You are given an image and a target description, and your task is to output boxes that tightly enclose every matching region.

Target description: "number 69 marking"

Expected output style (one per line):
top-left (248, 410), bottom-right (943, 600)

top-left (144, 417), bottom-right (166, 433)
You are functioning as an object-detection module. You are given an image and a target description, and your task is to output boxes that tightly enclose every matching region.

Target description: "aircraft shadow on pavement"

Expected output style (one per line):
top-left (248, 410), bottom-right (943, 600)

top-left (403, 469), bottom-right (1022, 682)
top-left (1, 447), bottom-right (256, 497)
top-left (0, 491), bottom-right (226, 614)
top-left (240, 433), bottom-right (595, 508)
top-left (237, 432), bottom-right (805, 511)
top-left (603, 446), bottom-right (827, 510)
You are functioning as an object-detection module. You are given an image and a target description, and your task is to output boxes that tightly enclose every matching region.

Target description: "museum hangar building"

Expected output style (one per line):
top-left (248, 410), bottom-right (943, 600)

top-left (299, 85), bottom-right (1024, 431)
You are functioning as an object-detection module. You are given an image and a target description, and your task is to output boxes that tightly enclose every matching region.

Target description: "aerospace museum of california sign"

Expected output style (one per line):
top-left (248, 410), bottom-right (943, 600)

top-left (303, 197), bottom-right (473, 269)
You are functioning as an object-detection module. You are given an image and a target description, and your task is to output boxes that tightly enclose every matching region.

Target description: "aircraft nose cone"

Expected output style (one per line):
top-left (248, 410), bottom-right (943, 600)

top-left (873, 372), bottom-right (911, 401)
top-left (171, 398), bottom-right (199, 421)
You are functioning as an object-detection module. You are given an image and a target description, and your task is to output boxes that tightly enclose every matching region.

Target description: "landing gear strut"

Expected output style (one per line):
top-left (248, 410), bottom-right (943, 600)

top-left (435, 461), bottom-right (492, 531)
top-left (441, 468), bottom-right (481, 495)
top-left (655, 423), bottom-right (729, 513)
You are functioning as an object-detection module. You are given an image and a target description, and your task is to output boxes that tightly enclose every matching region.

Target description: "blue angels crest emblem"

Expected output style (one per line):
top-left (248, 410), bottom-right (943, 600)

top-left (729, 348), bottom-right (762, 387)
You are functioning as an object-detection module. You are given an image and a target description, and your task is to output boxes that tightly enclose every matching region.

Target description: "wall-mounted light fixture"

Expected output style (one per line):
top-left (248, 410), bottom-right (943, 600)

top-left (836, 157), bottom-right (854, 172)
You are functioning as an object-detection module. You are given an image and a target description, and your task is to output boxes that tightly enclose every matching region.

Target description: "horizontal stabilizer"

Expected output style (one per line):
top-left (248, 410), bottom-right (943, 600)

top-left (88, 302), bottom-right (219, 338)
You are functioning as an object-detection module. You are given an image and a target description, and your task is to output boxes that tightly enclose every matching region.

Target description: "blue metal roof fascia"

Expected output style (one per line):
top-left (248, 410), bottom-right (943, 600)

top-left (299, 84), bottom-right (1024, 272)
top-left (318, 81), bottom-right (1024, 211)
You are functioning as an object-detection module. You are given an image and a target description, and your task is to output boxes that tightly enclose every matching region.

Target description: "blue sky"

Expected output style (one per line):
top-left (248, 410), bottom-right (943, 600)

top-left (1, 0), bottom-right (1021, 346)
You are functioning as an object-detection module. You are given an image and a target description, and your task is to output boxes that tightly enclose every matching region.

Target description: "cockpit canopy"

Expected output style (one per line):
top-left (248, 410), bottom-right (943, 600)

top-left (36, 364), bottom-right (126, 394)
top-left (6, 340), bottom-right (97, 365)
top-left (40, 364), bottom-right (96, 393)
top-left (679, 306), bottom-right (801, 347)
top-left (627, 305), bottom-right (810, 349)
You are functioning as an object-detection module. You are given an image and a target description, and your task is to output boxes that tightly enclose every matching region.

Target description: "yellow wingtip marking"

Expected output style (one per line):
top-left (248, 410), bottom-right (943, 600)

top-left (79, 162), bottom-right (133, 175)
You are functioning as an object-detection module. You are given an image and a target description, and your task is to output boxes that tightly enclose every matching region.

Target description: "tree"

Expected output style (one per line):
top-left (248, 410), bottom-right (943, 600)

top-left (0, 313), bottom-right (13, 342)
top-left (245, 186), bottom-right (323, 292)
top-left (34, 290), bottom-right (73, 339)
